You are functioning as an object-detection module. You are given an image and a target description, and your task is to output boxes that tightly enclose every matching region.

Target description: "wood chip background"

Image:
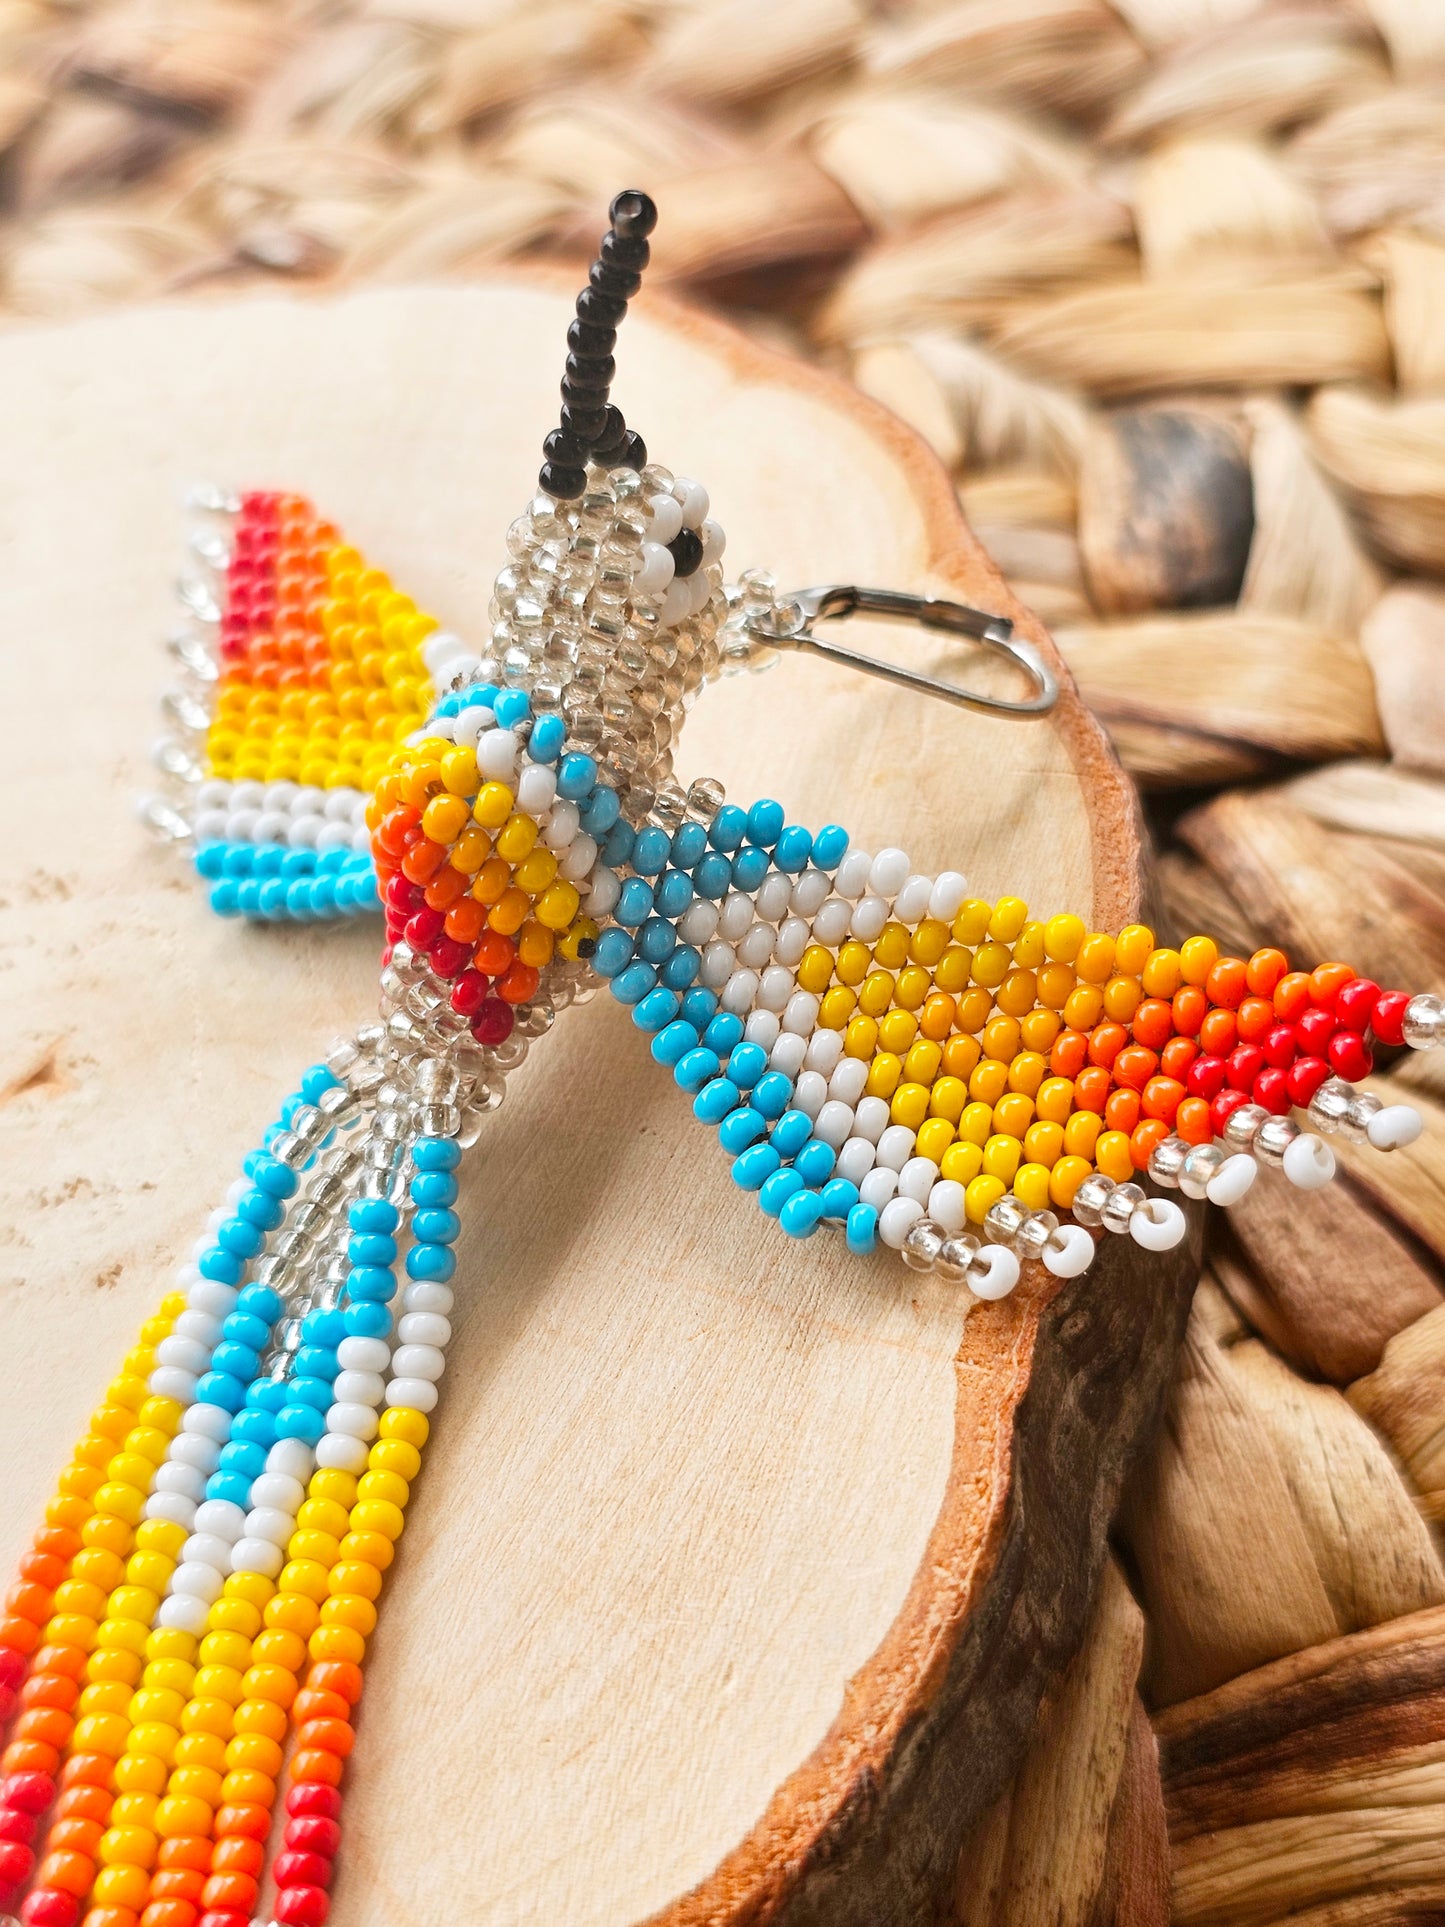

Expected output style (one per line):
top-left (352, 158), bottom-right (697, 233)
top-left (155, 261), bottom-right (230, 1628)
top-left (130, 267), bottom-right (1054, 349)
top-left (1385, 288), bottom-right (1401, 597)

top-left (2, 0), bottom-right (1444, 1920)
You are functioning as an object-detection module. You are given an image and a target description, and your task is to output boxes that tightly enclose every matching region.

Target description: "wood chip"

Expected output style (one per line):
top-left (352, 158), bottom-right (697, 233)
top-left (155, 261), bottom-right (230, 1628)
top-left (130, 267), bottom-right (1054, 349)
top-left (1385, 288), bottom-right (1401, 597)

top-left (1359, 585), bottom-right (1445, 777)
top-left (1308, 384), bottom-right (1445, 575)
top-left (1239, 396), bottom-right (1384, 638)
top-left (987, 274), bottom-right (1391, 398)
top-left (1350, 1309), bottom-right (1445, 1523)
top-left (1054, 614), bottom-right (1383, 787)
top-left (1280, 760), bottom-right (1445, 854)
top-left (1132, 135), bottom-right (1333, 280)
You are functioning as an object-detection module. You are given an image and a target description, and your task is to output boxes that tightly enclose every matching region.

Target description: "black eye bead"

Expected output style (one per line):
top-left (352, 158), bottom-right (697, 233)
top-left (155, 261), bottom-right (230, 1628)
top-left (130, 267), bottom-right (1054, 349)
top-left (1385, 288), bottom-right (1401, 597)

top-left (590, 259), bottom-right (641, 301)
top-left (575, 286), bottom-right (627, 330)
top-left (567, 318), bottom-right (617, 358)
top-left (590, 405), bottom-right (628, 461)
top-left (543, 427), bottom-right (587, 465)
top-left (600, 230), bottom-right (650, 273)
top-left (620, 428), bottom-right (648, 472)
top-left (539, 461), bottom-right (587, 501)
top-left (560, 400), bottom-right (608, 444)
top-left (563, 352), bottom-right (615, 391)
top-left (610, 189), bottom-right (658, 238)
top-left (668, 527), bottom-right (703, 578)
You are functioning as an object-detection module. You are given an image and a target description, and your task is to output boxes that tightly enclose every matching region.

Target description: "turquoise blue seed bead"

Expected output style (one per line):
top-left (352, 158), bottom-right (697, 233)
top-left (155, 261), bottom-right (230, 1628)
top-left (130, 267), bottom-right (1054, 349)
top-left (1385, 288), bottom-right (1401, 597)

top-left (591, 928), bottom-right (634, 977)
top-left (602, 821), bottom-right (635, 868)
top-left (347, 1266), bottom-right (397, 1302)
top-left (610, 962), bottom-right (657, 1005)
top-left (210, 880), bottom-right (241, 915)
top-left (616, 878), bottom-right (654, 927)
top-left (350, 1197), bottom-right (400, 1233)
top-left (703, 1013), bottom-right (744, 1055)
top-left (693, 1077), bottom-right (740, 1124)
top-left (635, 919), bottom-right (676, 964)
top-left (557, 752), bottom-right (598, 799)
top-left (303, 1309), bottom-right (347, 1346)
top-left (651, 1021), bottom-right (699, 1067)
top-left (300, 1064), bottom-right (339, 1103)
top-left (655, 870), bottom-right (693, 917)
top-left (492, 688), bottom-right (530, 726)
top-left (223, 1313), bottom-right (270, 1350)
top-left (294, 1347), bottom-right (338, 1381)
top-left (216, 1217), bottom-right (264, 1259)
top-left (344, 1302), bottom-right (391, 1338)
top-left (580, 785), bottom-right (621, 834)
top-left (199, 1248), bottom-right (244, 1286)
top-left (846, 1203), bottom-right (879, 1254)
top-left (208, 1473), bottom-right (252, 1506)
top-left (413, 1137), bottom-right (461, 1172)
top-left (673, 1048), bottom-right (720, 1093)
top-left (237, 1283), bottom-right (283, 1322)
top-left (529, 713), bottom-right (566, 761)
top-left (195, 1372), bottom-right (246, 1413)
top-left (693, 852), bottom-right (731, 899)
top-left (780, 1189), bottom-right (825, 1238)
top-left (632, 987), bottom-right (679, 1032)
top-left (252, 1379), bottom-right (287, 1414)
top-left (708, 805), bottom-right (747, 851)
top-left (236, 1188), bottom-right (284, 1231)
top-left (670, 822), bottom-right (707, 868)
top-left (820, 1178), bottom-right (860, 1219)
top-left (413, 1207), bottom-right (460, 1245)
top-left (718, 1106), bottom-right (767, 1154)
top-left (731, 846), bottom-right (769, 892)
top-left (726, 1042), bottom-right (767, 1089)
top-left (406, 1243), bottom-right (456, 1282)
top-left (277, 1405), bottom-right (326, 1443)
top-left (794, 1138), bottom-right (837, 1186)
top-left (681, 989), bottom-right (718, 1030)
top-left (660, 946), bottom-right (700, 990)
top-left (195, 843), bottom-right (226, 879)
top-left (408, 1172), bottom-right (457, 1209)
top-left (813, 825), bottom-right (849, 869)
top-left (751, 1072), bottom-right (792, 1120)
top-left (732, 1144), bottom-right (781, 1190)
top-left (746, 800), bottom-right (784, 847)
top-left (632, 827), bottom-right (671, 875)
top-left (349, 1233), bottom-right (396, 1268)
top-left (211, 1342), bottom-right (260, 1380)
top-left (249, 1157), bottom-right (298, 1200)
top-left (231, 1412), bottom-right (272, 1448)
top-left (768, 1110), bottom-right (813, 1157)
top-left (759, 1167), bottom-right (804, 1217)
top-left (774, 825), bottom-right (812, 872)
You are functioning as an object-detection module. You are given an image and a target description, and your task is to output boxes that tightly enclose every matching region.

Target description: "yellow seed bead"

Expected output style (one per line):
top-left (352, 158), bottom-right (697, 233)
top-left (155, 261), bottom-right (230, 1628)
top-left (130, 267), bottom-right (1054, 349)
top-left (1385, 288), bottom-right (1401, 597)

top-left (421, 794), bottom-right (469, 844)
top-left (982, 1014), bottom-right (1021, 1062)
top-left (265, 1593), bottom-right (318, 1638)
top-left (1075, 933), bottom-right (1116, 984)
top-left (872, 922), bottom-right (909, 970)
top-left (969, 1058), bottom-right (1008, 1105)
top-left (1020, 1007), bottom-right (1060, 1052)
top-left (379, 1406), bottom-right (429, 1447)
top-left (322, 1594), bottom-right (376, 1636)
top-left (955, 987), bottom-right (992, 1034)
top-left (1063, 984), bottom-right (1105, 1031)
top-left (143, 1659), bottom-right (194, 1696)
top-left (530, 880), bottom-right (578, 931)
top-left (903, 1039), bottom-right (942, 1085)
top-left (941, 1140), bottom-right (983, 1185)
top-left (471, 781), bottom-right (514, 829)
top-left (95, 1866), bottom-right (151, 1906)
top-left (488, 886), bottom-right (531, 935)
top-left (558, 916), bottom-right (598, 962)
top-left (449, 825), bottom-right (491, 874)
top-left (971, 941), bottom-right (1010, 989)
top-left (1013, 920), bottom-right (1046, 968)
top-left (933, 945), bottom-right (972, 993)
top-left (1049, 1155), bottom-right (1093, 1209)
top-left (170, 1765), bottom-right (225, 1805)
top-left (155, 1793), bottom-right (212, 1838)
top-left (358, 1468), bottom-right (409, 1508)
top-left (288, 1530), bottom-right (340, 1567)
top-left (298, 1497), bottom-right (350, 1539)
top-left (472, 858), bottom-right (511, 905)
top-left (130, 1687), bottom-right (184, 1725)
top-left (890, 1082), bottom-right (930, 1129)
top-left (81, 1682), bottom-right (132, 1718)
top-left (858, 971), bottom-right (894, 1018)
top-left (909, 919), bottom-right (949, 966)
top-left (877, 1009), bottom-right (917, 1053)
top-left (130, 1722), bottom-right (178, 1766)
top-left (1013, 1163), bottom-right (1053, 1211)
top-left (916, 1117), bottom-right (956, 1163)
top-left (441, 746), bottom-right (480, 796)
top-left (1103, 975), bottom-right (1142, 1023)
top-left (995, 968), bottom-right (1037, 1019)
top-left (1115, 923), bottom-right (1155, 974)
top-left (517, 921), bottom-right (555, 969)
top-left (866, 1052), bottom-right (902, 1098)
top-left (1007, 1050), bottom-right (1047, 1097)
top-left (100, 1825), bottom-right (158, 1868)
top-left (1095, 1130), bottom-right (1135, 1182)
top-left (994, 1091), bottom-right (1034, 1139)
top-left (798, 945), bottom-right (834, 994)
top-left (982, 1134), bottom-right (1021, 1182)
top-left (369, 1439), bottom-right (422, 1481)
top-left (836, 941), bottom-right (870, 987)
top-left (1037, 1076), bottom-right (1075, 1124)
top-left (311, 1470), bottom-right (359, 1509)
top-left (958, 1101), bottom-right (994, 1147)
top-left (252, 1627), bottom-right (306, 1671)
top-left (819, 987), bottom-right (857, 1030)
top-left (844, 1015), bottom-right (878, 1059)
top-left (953, 900), bottom-right (992, 946)
top-left (894, 965), bottom-right (930, 1011)
top-left (125, 1551), bottom-right (172, 1594)
top-left (181, 1699), bottom-right (231, 1740)
top-left (1179, 934), bottom-right (1218, 985)
top-left (1023, 1120), bottom-right (1064, 1167)
top-left (514, 848), bottom-right (559, 895)
top-left (353, 1499), bottom-right (405, 1541)
top-left (965, 1174), bottom-right (1007, 1224)
top-left (496, 813), bottom-right (538, 862)
top-left (111, 1791), bottom-right (159, 1830)
top-left (929, 1076), bottom-right (968, 1123)
top-left (1064, 1110), bottom-right (1104, 1158)
top-left (1043, 914), bottom-right (1085, 962)
top-left (1141, 947), bottom-right (1183, 997)
top-left (988, 897), bottom-right (1028, 942)
top-left (232, 1701), bottom-right (286, 1742)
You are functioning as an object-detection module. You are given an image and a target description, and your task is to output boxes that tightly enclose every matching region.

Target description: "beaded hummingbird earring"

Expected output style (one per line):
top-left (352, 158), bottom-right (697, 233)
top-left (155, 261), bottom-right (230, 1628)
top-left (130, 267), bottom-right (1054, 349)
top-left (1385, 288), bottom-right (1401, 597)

top-left (3, 188), bottom-right (1440, 1927)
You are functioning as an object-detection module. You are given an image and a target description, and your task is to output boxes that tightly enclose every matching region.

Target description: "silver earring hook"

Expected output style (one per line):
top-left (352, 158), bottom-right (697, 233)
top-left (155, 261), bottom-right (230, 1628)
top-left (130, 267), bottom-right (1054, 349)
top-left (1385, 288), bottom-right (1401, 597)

top-left (743, 584), bottom-right (1058, 719)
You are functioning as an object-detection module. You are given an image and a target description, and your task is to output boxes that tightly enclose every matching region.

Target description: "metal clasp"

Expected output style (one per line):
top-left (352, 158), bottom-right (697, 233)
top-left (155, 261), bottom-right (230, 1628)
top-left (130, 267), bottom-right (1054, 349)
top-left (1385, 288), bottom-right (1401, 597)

top-left (747, 584), bottom-right (1058, 719)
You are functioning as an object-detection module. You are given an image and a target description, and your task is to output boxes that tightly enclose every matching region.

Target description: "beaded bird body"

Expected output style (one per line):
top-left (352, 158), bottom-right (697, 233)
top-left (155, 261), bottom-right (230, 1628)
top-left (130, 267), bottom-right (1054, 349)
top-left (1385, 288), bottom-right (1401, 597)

top-left (3, 191), bottom-right (1442, 1927)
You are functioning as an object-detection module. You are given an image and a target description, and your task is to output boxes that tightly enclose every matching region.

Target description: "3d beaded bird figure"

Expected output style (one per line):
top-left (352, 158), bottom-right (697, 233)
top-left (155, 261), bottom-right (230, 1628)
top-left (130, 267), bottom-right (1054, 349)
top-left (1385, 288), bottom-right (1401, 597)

top-left (2, 190), bottom-right (1439, 1927)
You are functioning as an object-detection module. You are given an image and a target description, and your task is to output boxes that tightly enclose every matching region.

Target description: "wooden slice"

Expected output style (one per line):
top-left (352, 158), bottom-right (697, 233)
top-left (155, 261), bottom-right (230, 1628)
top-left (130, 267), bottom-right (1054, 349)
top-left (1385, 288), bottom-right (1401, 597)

top-left (0, 277), bottom-right (1196, 1924)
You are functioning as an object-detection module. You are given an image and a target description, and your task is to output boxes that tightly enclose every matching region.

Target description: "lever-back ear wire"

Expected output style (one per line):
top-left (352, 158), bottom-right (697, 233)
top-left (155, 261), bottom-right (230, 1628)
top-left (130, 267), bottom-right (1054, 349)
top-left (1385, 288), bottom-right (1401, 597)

top-left (538, 189), bottom-right (658, 500)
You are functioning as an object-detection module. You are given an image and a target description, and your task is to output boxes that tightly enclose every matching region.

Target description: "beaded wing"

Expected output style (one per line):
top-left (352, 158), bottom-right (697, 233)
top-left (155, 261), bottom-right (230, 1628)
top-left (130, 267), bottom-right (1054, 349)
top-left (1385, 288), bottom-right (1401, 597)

top-left (2, 190), bottom-right (1438, 1927)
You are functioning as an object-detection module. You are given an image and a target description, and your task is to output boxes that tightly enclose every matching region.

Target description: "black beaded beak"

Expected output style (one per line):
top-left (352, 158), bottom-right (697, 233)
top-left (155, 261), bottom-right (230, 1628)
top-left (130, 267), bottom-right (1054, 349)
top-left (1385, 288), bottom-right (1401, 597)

top-left (537, 189), bottom-right (656, 501)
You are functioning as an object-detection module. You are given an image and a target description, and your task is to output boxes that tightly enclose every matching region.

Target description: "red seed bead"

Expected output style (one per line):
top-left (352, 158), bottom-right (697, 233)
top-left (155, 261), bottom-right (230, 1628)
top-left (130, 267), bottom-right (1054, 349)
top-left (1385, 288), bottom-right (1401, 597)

top-left (1328, 1031), bottom-right (1374, 1082)
top-left (403, 906), bottom-right (445, 948)
top-left (0, 1807), bottom-right (37, 1842)
top-left (1371, 990), bottom-right (1410, 1047)
top-left (1185, 1055), bottom-right (1226, 1101)
top-left (1296, 1006), bottom-right (1335, 1055)
top-left (470, 999), bottom-right (514, 1046)
top-left (427, 936), bottom-right (470, 979)
top-left (285, 1817), bottom-right (341, 1859)
top-left (449, 970), bottom-right (488, 1016)
top-left (1252, 1067), bottom-right (1292, 1114)
top-left (8, 1772), bottom-right (56, 1812)
top-left (197, 1914), bottom-right (249, 1927)
top-left (0, 1837), bottom-right (34, 1884)
top-left (1335, 978), bottom-right (1380, 1032)
top-left (1210, 1089), bottom-right (1253, 1137)
top-left (273, 1852), bottom-right (333, 1890)
top-left (1261, 1023), bottom-right (1297, 1070)
top-left (0, 1650), bottom-right (27, 1691)
top-left (383, 874), bottom-right (423, 915)
top-left (1225, 1044), bottom-right (1265, 1092)
top-left (21, 1891), bottom-right (80, 1927)
top-left (274, 1887), bottom-right (329, 1927)
top-left (285, 1784), bottom-right (342, 1821)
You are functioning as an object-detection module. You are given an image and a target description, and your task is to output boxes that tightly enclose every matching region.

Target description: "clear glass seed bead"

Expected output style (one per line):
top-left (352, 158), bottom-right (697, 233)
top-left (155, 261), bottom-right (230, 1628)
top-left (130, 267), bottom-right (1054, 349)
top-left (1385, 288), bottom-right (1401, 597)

top-left (1071, 1173), bottom-right (1116, 1228)
top-left (1255, 1115), bottom-right (1299, 1164)
top-left (983, 1194), bottom-right (1030, 1245)
top-left (1016, 1209), bottom-right (1059, 1260)
top-left (1148, 1136), bottom-right (1190, 1187)
top-left (902, 1220), bottom-right (944, 1272)
top-left (936, 1233), bottom-right (979, 1284)
top-left (1179, 1142), bottom-right (1225, 1200)
top-left (1101, 1182), bottom-right (1145, 1234)
top-left (1404, 994), bottom-right (1445, 1049)
top-left (1222, 1103), bottom-right (1269, 1151)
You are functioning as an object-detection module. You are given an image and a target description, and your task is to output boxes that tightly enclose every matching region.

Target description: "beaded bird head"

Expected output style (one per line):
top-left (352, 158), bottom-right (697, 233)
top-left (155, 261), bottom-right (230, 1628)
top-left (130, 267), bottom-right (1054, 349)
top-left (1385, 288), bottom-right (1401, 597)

top-left (148, 189), bottom-right (1441, 1302)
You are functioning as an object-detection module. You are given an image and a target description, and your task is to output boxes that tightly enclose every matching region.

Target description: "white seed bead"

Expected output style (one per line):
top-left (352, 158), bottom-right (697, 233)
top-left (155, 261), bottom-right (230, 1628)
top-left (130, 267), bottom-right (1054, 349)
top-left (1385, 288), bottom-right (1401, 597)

top-left (659, 578), bottom-right (691, 626)
top-left (181, 1534), bottom-right (234, 1574)
top-left (246, 1507), bottom-right (297, 1547)
top-left (854, 1095), bottom-right (890, 1143)
top-left (476, 728), bottom-right (519, 780)
top-left (267, 1437), bottom-right (313, 1481)
top-left (791, 869), bottom-right (831, 916)
top-left (811, 898), bottom-right (852, 944)
top-left (157, 1335), bottom-right (211, 1376)
top-left (893, 875), bottom-right (933, 923)
top-left (181, 1404), bottom-right (230, 1442)
top-left (836, 1137), bottom-right (877, 1184)
top-left (231, 1537), bottom-right (286, 1578)
top-left (875, 1124), bottom-right (916, 1170)
top-left (699, 941), bottom-right (734, 989)
top-left (403, 1281), bottom-right (454, 1315)
top-left (248, 1474), bottom-right (305, 1515)
top-left (805, 1028), bottom-right (845, 1074)
top-left (144, 1493), bottom-right (198, 1529)
top-left (859, 1166), bottom-right (899, 1208)
top-left (738, 922), bottom-right (774, 969)
top-left (850, 895), bottom-right (888, 942)
top-left (770, 1031), bottom-right (807, 1077)
top-left (390, 1344), bottom-right (445, 1382)
top-left (756, 872), bottom-right (792, 922)
top-left (718, 892), bottom-right (754, 940)
top-left (543, 799), bottom-right (580, 850)
top-left (186, 1280), bottom-right (238, 1319)
top-left (757, 966), bottom-right (794, 1011)
top-left (157, 1594), bottom-right (210, 1635)
top-left (193, 1499), bottom-right (246, 1541)
top-left (559, 833), bottom-right (598, 882)
top-left (869, 848), bottom-right (910, 898)
top-left (813, 1101), bottom-right (855, 1149)
top-left (929, 872), bottom-right (969, 920)
top-left (516, 763), bottom-right (557, 815)
top-left (647, 493), bottom-right (684, 544)
top-left (1129, 1198), bottom-right (1187, 1250)
top-left (774, 916), bottom-right (810, 966)
top-left (451, 706), bottom-right (490, 749)
top-left (721, 968), bottom-right (759, 1014)
top-left (1367, 1105), bottom-right (1422, 1150)
top-left (325, 1402), bottom-right (380, 1440)
top-left (1043, 1224), bottom-right (1095, 1278)
top-left (927, 1180), bottom-right (968, 1234)
top-left (316, 1434), bottom-right (370, 1473)
top-left (792, 1070), bottom-right (827, 1118)
top-left (585, 864), bottom-right (620, 917)
top-left (969, 1246), bottom-right (1021, 1300)
top-left (171, 1435), bottom-right (221, 1474)
top-left (154, 1463), bottom-right (207, 1502)
top-left (783, 990), bottom-right (819, 1035)
top-left (675, 478), bottom-right (709, 527)
top-left (679, 901), bottom-right (720, 946)
top-left (385, 1377), bottom-right (439, 1413)
top-left (829, 1056), bottom-right (869, 1104)
top-left (834, 850), bottom-right (873, 899)
top-left (337, 1336), bottom-right (390, 1374)
top-left (1283, 1133), bottom-right (1336, 1189)
top-left (701, 519), bottom-right (725, 565)
top-left (172, 1562), bottom-right (225, 1603)
top-left (1206, 1155), bottom-right (1257, 1206)
top-left (333, 1369), bottom-right (386, 1407)
top-left (637, 539), bottom-right (675, 592)
top-left (398, 1312), bottom-right (451, 1348)
top-left (879, 1195), bottom-right (925, 1248)
top-left (150, 1367), bottom-right (199, 1405)
top-left (745, 1009), bottom-right (781, 1048)
top-left (174, 1311), bottom-right (222, 1347)
top-left (898, 1156), bottom-right (939, 1203)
